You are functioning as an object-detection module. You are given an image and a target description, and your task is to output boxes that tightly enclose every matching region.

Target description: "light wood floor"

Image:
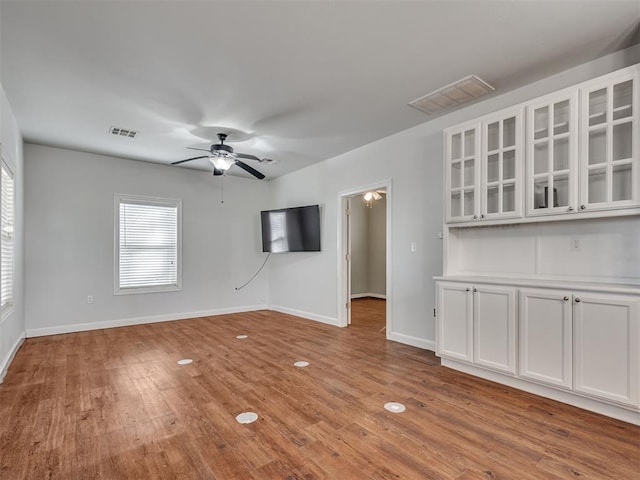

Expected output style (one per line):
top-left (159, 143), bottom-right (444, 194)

top-left (0, 309), bottom-right (638, 479)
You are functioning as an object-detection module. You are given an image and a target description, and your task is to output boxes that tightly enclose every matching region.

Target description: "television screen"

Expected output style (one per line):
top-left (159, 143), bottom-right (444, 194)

top-left (261, 205), bottom-right (321, 253)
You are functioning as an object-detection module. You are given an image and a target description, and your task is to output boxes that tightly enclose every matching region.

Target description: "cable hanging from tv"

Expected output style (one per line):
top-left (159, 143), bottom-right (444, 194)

top-left (235, 253), bottom-right (272, 291)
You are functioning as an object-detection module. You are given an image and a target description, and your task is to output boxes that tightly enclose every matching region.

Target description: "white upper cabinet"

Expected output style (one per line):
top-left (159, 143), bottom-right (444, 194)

top-left (445, 122), bottom-right (481, 222)
top-left (481, 108), bottom-right (523, 220)
top-left (579, 68), bottom-right (638, 212)
top-left (445, 64), bottom-right (639, 226)
top-left (445, 108), bottom-right (523, 223)
top-left (526, 90), bottom-right (579, 216)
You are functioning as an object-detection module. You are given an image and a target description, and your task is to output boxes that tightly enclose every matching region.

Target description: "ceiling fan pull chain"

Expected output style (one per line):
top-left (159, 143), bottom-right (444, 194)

top-left (221, 175), bottom-right (224, 204)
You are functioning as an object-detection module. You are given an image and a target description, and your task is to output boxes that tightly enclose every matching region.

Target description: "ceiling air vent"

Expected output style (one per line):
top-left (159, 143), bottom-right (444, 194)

top-left (409, 75), bottom-right (494, 115)
top-left (109, 126), bottom-right (138, 138)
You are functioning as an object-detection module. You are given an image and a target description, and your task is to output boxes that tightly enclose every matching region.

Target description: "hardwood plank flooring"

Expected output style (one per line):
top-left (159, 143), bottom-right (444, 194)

top-left (0, 309), bottom-right (638, 479)
top-left (351, 297), bottom-right (386, 332)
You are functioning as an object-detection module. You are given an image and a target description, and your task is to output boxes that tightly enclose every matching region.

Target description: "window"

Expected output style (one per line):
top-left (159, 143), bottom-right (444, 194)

top-left (1, 159), bottom-right (15, 316)
top-left (115, 194), bottom-right (182, 294)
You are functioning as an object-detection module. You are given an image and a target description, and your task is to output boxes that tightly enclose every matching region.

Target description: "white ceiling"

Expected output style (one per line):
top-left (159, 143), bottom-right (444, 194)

top-left (1, 1), bottom-right (639, 179)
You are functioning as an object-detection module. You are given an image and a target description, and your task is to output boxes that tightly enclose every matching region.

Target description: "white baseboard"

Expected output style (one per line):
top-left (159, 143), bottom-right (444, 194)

top-left (387, 331), bottom-right (435, 352)
top-left (25, 304), bottom-right (269, 338)
top-left (442, 358), bottom-right (640, 426)
top-left (350, 293), bottom-right (387, 300)
top-left (268, 305), bottom-right (339, 327)
top-left (0, 333), bottom-right (25, 383)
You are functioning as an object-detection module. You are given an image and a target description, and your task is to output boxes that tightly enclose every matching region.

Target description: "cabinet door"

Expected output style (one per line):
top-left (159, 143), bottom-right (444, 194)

top-left (519, 289), bottom-right (573, 389)
top-left (445, 123), bottom-right (481, 223)
top-left (473, 285), bottom-right (517, 374)
top-left (579, 68), bottom-right (639, 212)
top-left (526, 91), bottom-right (579, 216)
top-left (481, 108), bottom-right (523, 220)
top-left (573, 293), bottom-right (639, 407)
top-left (436, 282), bottom-right (473, 362)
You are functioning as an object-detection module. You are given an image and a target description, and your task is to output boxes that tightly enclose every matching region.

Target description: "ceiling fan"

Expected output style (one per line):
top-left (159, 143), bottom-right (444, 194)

top-left (172, 133), bottom-right (270, 179)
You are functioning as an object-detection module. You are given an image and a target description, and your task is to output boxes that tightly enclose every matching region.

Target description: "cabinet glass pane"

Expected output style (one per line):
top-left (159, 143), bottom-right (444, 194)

top-left (464, 130), bottom-right (475, 156)
top-left (503, 184), bottom-right (515, 212)
top-left (588, 129), bottom-right (606, 165)
top-left (487, 122), bottom-right (499, 151)
top-left (534, 106), bottom-right (549, 140)
top-left (553, 137), bottom-right (569, 171)
top-left (487, 154), bottom-right (499, 182)
top-left (450, 161), bottom-right (461, 189)
top-left (450, 192), bottom-right (461, 217)
top-left (589, 88), bottom-right (607, 126)
top-left (534, 178), bottom-right (549, 209)
top-left (463, 190), bottom-right (475, 216)
top-left (613, 122), bottom-right (632, 161)
top-left (451, 133), bottom-right (462, 160)
top-left (612, 163), bottom-right (632, 201)
top-left (487, 186), bottom-right (499, 214)
top-left (503, 117), bottom-right (516, 148)
top-left (613, 80), bottom-right (633, 121)
top-left (553, 173), bottom-right (569, 207)
top-left (534, 143), bottom-right (549, 174)
top-left (553, 100), bottom-right (570, 135)
top-left (463, 159), bottom-right (475, 187)
top-left (588, 167), bottom-right (607, 204)
top-left (503, 150), bottom-right (515, 180)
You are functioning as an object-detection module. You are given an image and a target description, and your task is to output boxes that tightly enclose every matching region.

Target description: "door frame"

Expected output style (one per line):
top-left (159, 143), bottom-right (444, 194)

top-left (337, 179), bottom-right (392, 334)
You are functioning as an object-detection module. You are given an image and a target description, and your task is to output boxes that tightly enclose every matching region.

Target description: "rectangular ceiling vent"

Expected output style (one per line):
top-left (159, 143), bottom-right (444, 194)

top-left (409, 75), bottom-right (494, 115)
top-left (109, 126), bottom-right (138, 138)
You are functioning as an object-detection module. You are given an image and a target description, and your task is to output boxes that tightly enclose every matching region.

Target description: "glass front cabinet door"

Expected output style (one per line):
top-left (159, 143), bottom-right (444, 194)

top-left (445, 122), bottom-right (481, 222)
top-left (579, 68), bottom-right (638, 211)
top-left (526, 91), bottom-right (579, 216)
top-left (481, 108), bottom-right (523, 220)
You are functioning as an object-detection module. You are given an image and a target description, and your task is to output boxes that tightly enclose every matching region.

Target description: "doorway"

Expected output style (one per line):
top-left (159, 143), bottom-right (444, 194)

top-left (338, 181), bottom-right (392, 334)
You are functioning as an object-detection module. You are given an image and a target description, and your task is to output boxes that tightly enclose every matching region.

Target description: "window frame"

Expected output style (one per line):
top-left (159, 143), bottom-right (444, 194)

top-left (114, 193), bottom-right (182, 295)
top-left (1, 154), bottom-right (15, 320)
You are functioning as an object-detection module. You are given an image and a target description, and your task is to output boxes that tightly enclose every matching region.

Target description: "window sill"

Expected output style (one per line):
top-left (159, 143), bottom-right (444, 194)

top-left (114, 284), bottom-right (182, 296)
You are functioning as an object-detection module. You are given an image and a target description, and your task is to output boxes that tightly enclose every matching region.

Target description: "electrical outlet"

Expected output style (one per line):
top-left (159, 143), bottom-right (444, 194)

top-left (87, 295), bottom-right (94, 304)
top-left (569, 238), bottom-right (581, 252)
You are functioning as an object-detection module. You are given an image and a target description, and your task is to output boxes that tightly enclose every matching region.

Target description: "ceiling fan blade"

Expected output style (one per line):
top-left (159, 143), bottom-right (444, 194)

top-left (187, 147), bottom-right (211, 152)
top-left (235, 160), bottom-right (265, 180)
top-left (172, 155), bottom-right (209, 165)
top-left (213, 167), bottom-right (223, 176)
top-left (235, 152), bottom-right (261, 162)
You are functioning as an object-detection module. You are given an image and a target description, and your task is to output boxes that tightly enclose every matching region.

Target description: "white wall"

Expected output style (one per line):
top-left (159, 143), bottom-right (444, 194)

top-left (267, 46), bottom-right (639, 350)
top-left (24, 144), bottom-right (270, 335)
top-left (0, 85), bottom-right (25, 382)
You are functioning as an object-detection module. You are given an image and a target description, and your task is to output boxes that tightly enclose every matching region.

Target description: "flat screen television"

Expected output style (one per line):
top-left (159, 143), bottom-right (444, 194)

top-left (261, 205), bottom-right (321, 253)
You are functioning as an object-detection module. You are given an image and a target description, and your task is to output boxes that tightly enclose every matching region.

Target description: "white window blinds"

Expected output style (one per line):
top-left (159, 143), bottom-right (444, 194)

top-left (1, 161), bottom-right (15, 313)
top-left (116, 196), bottom-right (181, 293)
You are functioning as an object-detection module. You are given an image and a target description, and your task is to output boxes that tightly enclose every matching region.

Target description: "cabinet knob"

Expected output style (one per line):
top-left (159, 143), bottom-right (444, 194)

top-left (575, 298), bottom-right (581, 303)
top-left (580, 205), bottom-right (586, 210)
top-left (568, 206), bottom-right (574, 212)
top-left (473, 288), bottom-right (477, 293)
top-left (465, 288), bottom-right (470, 292)
top-left (473, 215), bottom-right (478, 219)
top-left (563, 296), bottom-right (569, 301)
top-left (480, 214), bottom-right (485, 219)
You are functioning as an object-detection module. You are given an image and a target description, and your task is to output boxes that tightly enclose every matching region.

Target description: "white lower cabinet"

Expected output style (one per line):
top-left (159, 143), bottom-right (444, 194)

top-left (437, 280), bottom-right (640, 415)
top-left (573, 293), bottom-right (639, 407)
top-left (519, 288), bottom-right (573, 389)
top-left (473, 285), bottom-right (517, 374)
top-left (437, 282), bottom-right (516, 374)
top-left (436, 282), bottom-right (473, 362)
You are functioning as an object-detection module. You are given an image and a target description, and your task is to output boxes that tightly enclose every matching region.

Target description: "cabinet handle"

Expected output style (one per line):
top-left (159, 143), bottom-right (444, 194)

top-left (465, 288), bottom-right (470, 292)
top-left (575, 298), bottom-right (581, 303)
top-left (473, 288), bottom-right (477, 293)
top-left (580, 205), bottom-right (586, 210)
top-left (473, 215), bottom-right (478, 219)
top-left (480, 214), bottom-right (485, 219)
top-left (567, 206), bottom-right (574, 212)
top-left (563, 296), bottom-right (569, 301)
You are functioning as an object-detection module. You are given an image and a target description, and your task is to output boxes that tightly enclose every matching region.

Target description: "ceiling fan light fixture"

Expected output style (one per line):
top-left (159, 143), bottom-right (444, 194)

top-left (209, 155), bottom-right (234, 171)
